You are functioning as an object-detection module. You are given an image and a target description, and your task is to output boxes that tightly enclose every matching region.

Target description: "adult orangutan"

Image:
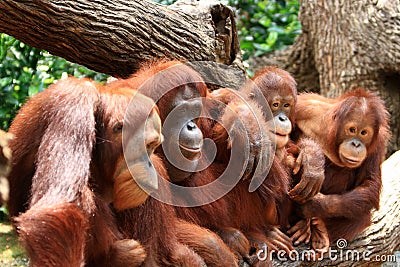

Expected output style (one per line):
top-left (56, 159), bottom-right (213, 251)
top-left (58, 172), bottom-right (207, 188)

top-left (7, 78), bottom-right (163, 266)
top-left (210, 94), bottom-right (294, 265)
top-left (289, 89), bottom-right (390, 255)
top-left (108, 60), bottom-right (239, 267)
top-left (110, 60), bottom-right (294, 266)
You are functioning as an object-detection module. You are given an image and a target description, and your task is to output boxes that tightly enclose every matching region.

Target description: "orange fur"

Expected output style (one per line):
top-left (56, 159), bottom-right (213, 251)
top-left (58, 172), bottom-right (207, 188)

top-left (294, 89), bottom-right (390, 242)
top-left (8, 77), bottom-right (159, 266)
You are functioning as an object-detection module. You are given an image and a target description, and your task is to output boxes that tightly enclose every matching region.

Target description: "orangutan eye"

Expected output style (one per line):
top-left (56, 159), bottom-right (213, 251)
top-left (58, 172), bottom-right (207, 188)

top-left (349, 127), bottom-right (356, 133)
top-left (146, 139), bottom-right (159, 151)
top-left (283, 103), bottom-right (290, 108)
top-left (361, 129), bottom-right (367, 136)
top-left (113, 121), bottom-right (124, 133)
top-left (272, 102), bottom-right (279, 108)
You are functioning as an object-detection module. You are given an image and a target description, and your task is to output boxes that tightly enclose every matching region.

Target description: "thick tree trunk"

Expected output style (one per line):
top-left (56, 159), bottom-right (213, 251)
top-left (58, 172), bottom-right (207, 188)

top-left (0, 0), bottom-right (244, 85)
top-left (249, 0), bottom-right (400, 155)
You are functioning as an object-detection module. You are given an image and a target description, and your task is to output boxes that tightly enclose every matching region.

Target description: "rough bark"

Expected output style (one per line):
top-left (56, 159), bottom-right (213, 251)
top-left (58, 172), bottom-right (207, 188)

top-left (0, 0), bottom-right (245, 87)
top-left (0, 130), bottom-right (12, 205)
top-left (249, 0), bottom-right (400, 154)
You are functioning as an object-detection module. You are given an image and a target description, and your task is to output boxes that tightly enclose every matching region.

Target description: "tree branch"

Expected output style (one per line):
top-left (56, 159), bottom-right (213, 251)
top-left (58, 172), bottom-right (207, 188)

top-left (0, 0), bottom-right (243, 78)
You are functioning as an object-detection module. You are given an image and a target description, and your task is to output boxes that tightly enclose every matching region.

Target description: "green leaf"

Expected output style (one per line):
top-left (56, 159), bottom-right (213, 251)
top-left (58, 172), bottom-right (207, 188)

top-left (258, 16), bottom-right (271, 27)
top-left (253, 43), bottom-right (272, 52)
top-left (0, 77), bottom-right (12, 87)
top-left (266, 31), bottom-right (278, 47)
top-left (28, 85), bottom-right (39, 97)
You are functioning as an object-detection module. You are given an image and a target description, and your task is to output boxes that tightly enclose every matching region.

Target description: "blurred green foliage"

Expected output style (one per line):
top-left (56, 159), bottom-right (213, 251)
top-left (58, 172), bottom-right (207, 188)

top-left (0, 34), bottom-right (108, 130)
top-left (228, 0), bottom-right (301, 60)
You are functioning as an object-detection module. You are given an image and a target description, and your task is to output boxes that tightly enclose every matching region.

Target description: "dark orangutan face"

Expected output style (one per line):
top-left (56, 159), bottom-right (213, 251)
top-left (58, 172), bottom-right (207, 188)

top-left (175, 85), bottom-right (203, 160)
top-left (337, 115), bottom-right (374, 168)
top-left (130, 61), bottom-right (208, 183)
top-left (161, 84), bottom-right (203, 182)
top-left (267, 92), bottom-right (294, 149)
top-left (109, 93), bottom-right (163, 211)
